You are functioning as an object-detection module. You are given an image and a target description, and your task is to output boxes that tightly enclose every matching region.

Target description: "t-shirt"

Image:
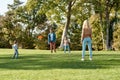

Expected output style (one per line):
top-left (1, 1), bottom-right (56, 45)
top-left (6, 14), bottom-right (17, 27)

top-left (12, 44), bottom-right (18, 50)
top-left (50, 33), bottom-right (54, 41)
top-left (82, 28), bottom-right (92, 39)
top-left (63, 39), bottom-right (70, 46)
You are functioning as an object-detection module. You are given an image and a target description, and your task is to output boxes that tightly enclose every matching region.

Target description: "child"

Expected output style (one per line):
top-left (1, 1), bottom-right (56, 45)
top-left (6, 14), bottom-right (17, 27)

top-left (12, 40), bottom-right (19, 59)
top-left (63, 37), bottom-right (70, 53)
top-left (48, 28), bottom-right (56, 53)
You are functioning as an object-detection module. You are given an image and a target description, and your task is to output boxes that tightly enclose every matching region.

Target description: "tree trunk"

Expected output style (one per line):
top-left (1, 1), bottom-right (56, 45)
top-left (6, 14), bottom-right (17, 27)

top-left (99, 1), bottom-right (105, 50)
top-left (115, 3), bottom-right (118, 24)
top-left (59, 1), bottom-right (72, 48)
top-left (105, 0), bottom-right (110, 50)
top-left (100, 12), bottom-right (105, 50)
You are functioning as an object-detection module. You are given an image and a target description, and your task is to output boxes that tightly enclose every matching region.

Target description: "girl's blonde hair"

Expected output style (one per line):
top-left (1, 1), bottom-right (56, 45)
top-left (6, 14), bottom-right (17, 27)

top-left (82, 19), bottom-right (91, 29)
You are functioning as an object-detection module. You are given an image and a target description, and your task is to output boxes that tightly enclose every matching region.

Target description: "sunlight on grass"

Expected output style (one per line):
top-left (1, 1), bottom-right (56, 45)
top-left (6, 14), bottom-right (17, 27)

top-left (0, 49), bottom-right (120, 80)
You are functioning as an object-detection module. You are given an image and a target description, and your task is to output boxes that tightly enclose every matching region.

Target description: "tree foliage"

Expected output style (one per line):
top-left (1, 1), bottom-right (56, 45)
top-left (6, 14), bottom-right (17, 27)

top-left (113, 23), bottom-right (120, 50)
top-left (0, 0), bottom-right (120, 50)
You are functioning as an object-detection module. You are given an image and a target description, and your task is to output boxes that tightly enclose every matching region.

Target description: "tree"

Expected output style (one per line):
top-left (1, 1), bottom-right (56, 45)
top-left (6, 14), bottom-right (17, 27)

top-left (4, 0), bottom-right (48, 48)
top-left (104, 0), bottom-right (120, 50)
top-left (25, 0), bottom-right (47, 37)
top-left (113, 23), bottom-right (120, 50)
top-left (90, 0), bottom-right (120, 50)
top-left (60, 0), bottom-right (76, 48)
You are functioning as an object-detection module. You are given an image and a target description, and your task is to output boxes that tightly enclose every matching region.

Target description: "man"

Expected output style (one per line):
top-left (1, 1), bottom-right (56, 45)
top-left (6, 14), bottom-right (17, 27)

top-left (48, 28), bottom-right (56, 53)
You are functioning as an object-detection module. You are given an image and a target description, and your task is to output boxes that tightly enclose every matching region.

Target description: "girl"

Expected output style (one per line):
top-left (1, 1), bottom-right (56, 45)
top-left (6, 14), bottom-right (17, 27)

top-left (63, 37), bottom-right (70, 53)
top-left (81, 20), bottom-right (92, 61)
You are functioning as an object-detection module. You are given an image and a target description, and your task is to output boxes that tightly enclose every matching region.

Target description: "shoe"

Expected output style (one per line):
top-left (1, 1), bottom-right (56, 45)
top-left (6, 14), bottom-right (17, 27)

top-left (81, 58), bottom-right (84, 61)
top-left (89, 58), bottom-right (92, 61)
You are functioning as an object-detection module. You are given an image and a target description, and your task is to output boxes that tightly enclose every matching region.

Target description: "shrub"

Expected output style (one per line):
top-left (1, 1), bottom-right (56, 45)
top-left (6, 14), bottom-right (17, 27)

top-left (113, 23), bottom-right (120, 50)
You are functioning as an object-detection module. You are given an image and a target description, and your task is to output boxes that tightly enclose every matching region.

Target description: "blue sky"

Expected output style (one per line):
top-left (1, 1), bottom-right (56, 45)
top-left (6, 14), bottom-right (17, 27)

top-left (0, 0), bottom-right (27, 15)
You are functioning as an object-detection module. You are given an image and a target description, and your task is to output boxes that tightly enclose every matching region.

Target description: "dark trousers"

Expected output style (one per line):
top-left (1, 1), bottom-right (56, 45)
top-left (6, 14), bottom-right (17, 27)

top-left (50, 42), bottom-right (56, 53)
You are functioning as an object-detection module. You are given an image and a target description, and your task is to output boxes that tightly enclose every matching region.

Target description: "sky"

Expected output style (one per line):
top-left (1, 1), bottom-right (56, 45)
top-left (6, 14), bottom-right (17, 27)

top-left (0, 0), bottom-right (27, 15)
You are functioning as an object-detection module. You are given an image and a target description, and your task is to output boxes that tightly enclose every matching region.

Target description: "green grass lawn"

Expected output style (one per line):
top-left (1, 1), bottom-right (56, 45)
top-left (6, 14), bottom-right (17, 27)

top-left (0, 49), bottom-right (120, 80)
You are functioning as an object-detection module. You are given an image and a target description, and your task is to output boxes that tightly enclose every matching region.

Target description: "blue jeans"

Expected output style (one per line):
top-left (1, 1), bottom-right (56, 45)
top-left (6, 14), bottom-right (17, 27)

top-left (13, 49), bottom-right (19, 59)
top-left (82, 37), bottom-right (92, 58)
top-left (64, 45), bottom-right (70, 53)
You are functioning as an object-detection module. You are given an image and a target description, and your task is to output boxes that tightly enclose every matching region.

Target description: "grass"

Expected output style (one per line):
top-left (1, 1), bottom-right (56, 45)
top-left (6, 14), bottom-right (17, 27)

top-left (0, 49), bottom-right (120, 80)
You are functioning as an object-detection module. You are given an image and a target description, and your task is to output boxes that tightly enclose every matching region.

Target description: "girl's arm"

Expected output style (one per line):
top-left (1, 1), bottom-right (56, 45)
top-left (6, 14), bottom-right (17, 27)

top-left (81, 29), bottom-right (84, 42)
top-left (48, 34), bottom-right (50, 44)
top-left (90, 28), bottom-right (92, 39)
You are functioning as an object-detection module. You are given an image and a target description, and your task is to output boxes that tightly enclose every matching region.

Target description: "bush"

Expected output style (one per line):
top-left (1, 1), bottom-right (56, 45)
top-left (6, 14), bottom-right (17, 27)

top-left (90, 14), bottom-right (103, 50)
top-left (113, 23), bottom-right (120, 50)
top-left (34, 39), bottom-right (49, 50)
top-left (18, 35), bottom-right (35, 49)
top-left (0, 39), bottom-right (11, 48)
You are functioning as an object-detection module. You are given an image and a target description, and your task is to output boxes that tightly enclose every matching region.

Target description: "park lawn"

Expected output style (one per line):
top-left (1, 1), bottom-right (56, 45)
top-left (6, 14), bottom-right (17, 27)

top-left (0, 49), bottom-right (120, 80)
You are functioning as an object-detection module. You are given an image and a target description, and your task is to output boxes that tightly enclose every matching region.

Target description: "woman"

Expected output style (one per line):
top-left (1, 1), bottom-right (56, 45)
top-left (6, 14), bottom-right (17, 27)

top-left (81, 20), bottom-right (92, 61)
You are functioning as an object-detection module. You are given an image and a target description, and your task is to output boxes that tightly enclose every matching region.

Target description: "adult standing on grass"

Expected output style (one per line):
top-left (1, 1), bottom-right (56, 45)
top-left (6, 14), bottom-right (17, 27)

top-left (48, 28), bottom-right (56, 53)
top-left (81, 19), bottom-right (92, 61)
top-left (12, 40), bottom-right (19, 59)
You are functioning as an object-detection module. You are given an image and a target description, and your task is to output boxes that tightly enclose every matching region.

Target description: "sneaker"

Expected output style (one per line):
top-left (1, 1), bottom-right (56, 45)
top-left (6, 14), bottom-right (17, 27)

top-left (89, 58), bottom-right (92, 61)
top-left (81, 58), bottom-right (84, 61)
